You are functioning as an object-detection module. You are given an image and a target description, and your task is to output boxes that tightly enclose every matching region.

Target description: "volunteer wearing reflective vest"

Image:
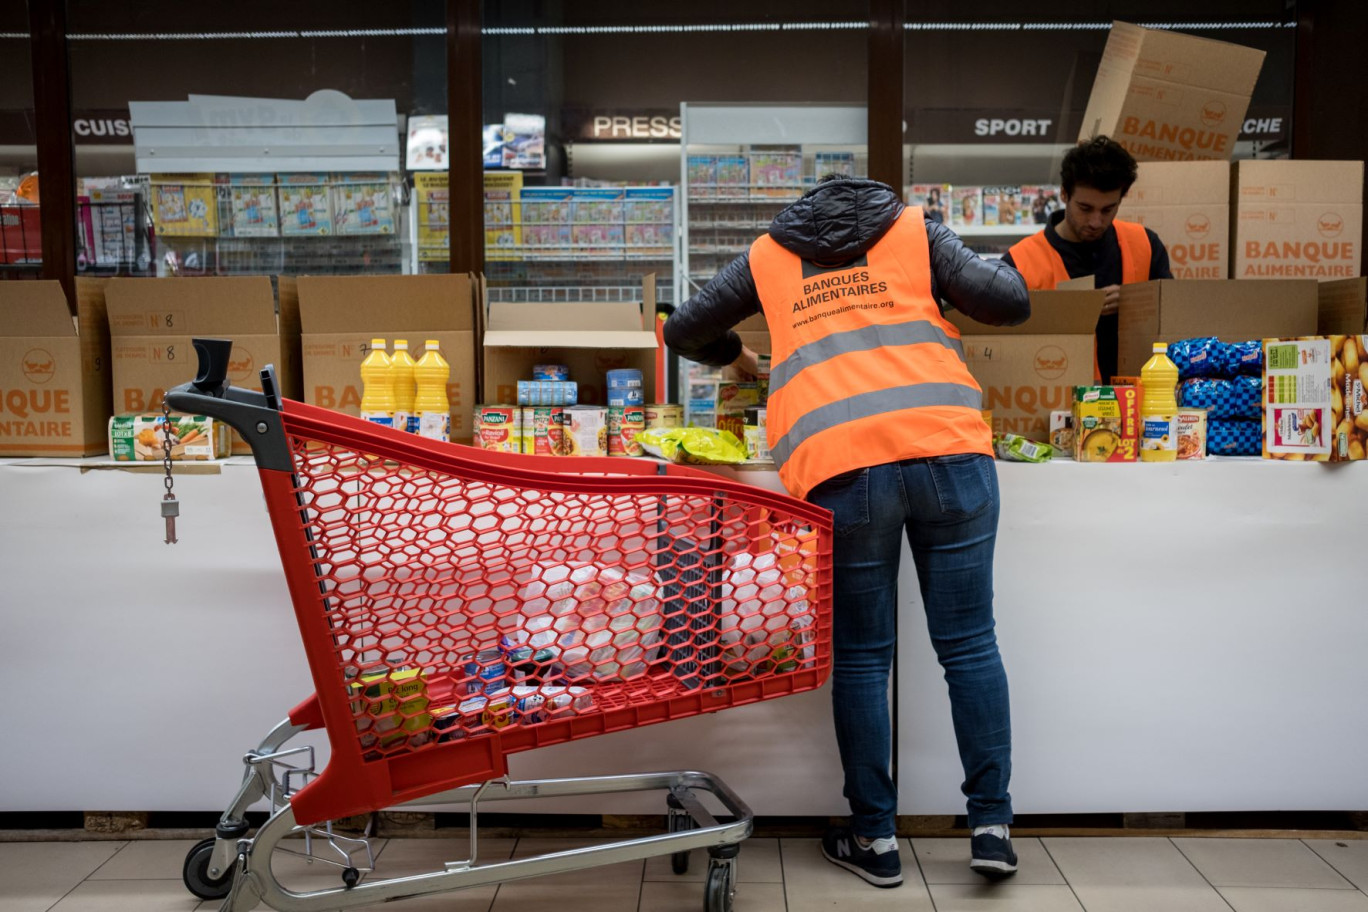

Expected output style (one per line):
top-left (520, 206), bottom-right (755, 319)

top-left (665, 176), bottom-right (1029, 886)
top-left (1003, 136), bottom-right (1172, 383)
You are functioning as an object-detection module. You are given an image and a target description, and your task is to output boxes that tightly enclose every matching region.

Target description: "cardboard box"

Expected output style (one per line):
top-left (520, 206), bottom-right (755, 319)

top-left (296, 274), bottom-right (478, 444)
top-left (483, 276), bottom-right (659, 410)
top-left (1125, 162), bottom-right (1230, 279)
top-left (1232, 160), bottom-right (1363, 281)
top-left (1318, 278), bottom-right (1367, 335)
top-left (1073, 385), bottom-right (1141, 462)
top-left (945, 290), bottom-right (1106, 442)
top-left (1262, 335), bottom-right (1367, 461)
top-left (106, 276), bottom-right (298, 455)
top-left (1080, 22), bottom-right (1265, 163)
top-left (0, 279), bottom-right (112, 456)
top-left (1116, 279), bottom-right (1319, 377)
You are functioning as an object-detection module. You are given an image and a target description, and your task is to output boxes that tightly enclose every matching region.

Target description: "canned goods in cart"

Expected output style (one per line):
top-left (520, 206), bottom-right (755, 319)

top-left (563, 405), bottom-right (607, 457)
top-left (465, 648), bottom-right (507, 695)
top-left (607, 405), bottom-right (646, 456)
top-left (605, 368), bottom-right (642, 390)
top-left (475, 405), bottom-right (521, 453)
top-left (607, 389), bottom-right (645, 408)
top-left (644, 404), bottom-right (684, 428)
top-left (532, 363), bottom-right (570, 381)
top-left (526, 406), bottom-right (569, 455)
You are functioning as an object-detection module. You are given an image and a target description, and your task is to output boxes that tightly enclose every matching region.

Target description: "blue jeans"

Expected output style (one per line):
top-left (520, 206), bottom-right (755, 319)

top-left (807, 454), bottom-right (1012, 837)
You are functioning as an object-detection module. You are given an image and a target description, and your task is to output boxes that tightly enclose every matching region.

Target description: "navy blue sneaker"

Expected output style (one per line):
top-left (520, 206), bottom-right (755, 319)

top-left (970, 825), bottom-right (1018, 880)
top-left (820, 827), bottom-right (903, 888)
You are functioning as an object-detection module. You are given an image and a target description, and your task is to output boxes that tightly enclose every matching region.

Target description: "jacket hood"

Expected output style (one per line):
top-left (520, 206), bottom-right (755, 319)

top-left (768, 178), bottom-right (904, 262)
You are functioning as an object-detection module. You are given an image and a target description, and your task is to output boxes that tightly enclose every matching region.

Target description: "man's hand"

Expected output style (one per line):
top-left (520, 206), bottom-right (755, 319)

top-left (1100, 284), bottom-right (1121, 316)
top-left (722, 345), bottom-right (759, 381)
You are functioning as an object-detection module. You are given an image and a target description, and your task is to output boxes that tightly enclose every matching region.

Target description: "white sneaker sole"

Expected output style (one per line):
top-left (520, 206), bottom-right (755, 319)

top-left (821, 847), bottom-right (904, 888)
top-left (970, 858), bottom-right (1018, 879)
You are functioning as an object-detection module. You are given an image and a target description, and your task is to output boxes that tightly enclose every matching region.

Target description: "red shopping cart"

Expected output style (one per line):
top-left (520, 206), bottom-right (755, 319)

top-left (166, 339), bottom-right (833, 912)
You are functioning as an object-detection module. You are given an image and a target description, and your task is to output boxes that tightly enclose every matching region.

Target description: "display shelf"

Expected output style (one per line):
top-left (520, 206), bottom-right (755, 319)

top-left (952, 223), bottom-right (1045, 237)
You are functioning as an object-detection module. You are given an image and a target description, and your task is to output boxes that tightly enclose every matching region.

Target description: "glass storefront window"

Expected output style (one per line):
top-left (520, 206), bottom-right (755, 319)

top-left (0, 7), bottom-right (39, 279)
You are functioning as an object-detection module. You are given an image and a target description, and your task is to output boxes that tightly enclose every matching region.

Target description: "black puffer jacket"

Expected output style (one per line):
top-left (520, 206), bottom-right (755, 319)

top-left (664, 179), bottom-right (1030, 366)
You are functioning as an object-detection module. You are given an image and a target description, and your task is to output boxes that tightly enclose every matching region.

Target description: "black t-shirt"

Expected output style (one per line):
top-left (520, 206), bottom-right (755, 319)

top-left (1001, 211), bottom-right (1173, 381)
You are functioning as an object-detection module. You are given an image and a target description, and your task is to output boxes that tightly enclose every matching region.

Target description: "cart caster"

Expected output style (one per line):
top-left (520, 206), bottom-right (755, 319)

top-left (703, 858), bottom-right (735, 912)
top-left (342, 866), bottom-right (361, 888)
top-left (667, 796), bottom-right (694, 875)
top-left (182, 837), bottom-right (234, 900)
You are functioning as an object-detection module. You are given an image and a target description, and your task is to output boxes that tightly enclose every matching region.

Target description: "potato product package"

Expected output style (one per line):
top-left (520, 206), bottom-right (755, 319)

top-left (993, 433), bottom-right (1055, 463)
top-left (1176, 410), bottom-right (1208, 460)
top-left (1178, 376), bottom-right (1263, 421)
top-left (1209, 418), bottom-right (1263, 456)
top-left (1072, 386), bottom-right (1140, 462)
top-left (1167, 337), bottom-right (1222, 379)
top-left (1263, 335), bottom-right (1367, 461)
top-left (637, 427), bottom-right (747, 465)
top-left (108, 414), bottom-right (231, 461)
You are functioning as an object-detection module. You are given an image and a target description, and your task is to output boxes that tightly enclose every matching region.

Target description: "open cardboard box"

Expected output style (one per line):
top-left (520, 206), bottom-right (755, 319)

top-left (946, 287), bottom-right (1105, 442)
top-left (296, 274), bottom-right (478, 444)
top-left (0, 278), bottom-right (112, 457)
top-left (1116, 279), bottom-right (1319, 377)
top-left (483, 275), bottom-right (660, 407)
top-left (106, 276), bottom-right (298, 455)
top-left (1080, 21), bottom-right (1265, 163)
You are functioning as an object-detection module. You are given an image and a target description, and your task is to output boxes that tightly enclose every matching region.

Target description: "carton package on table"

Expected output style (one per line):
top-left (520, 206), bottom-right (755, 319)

top-left (108, 413), bottom-right (231, 461)
top-left (1126, 162), bottom-right (1230, 279)
top-left (0, 278), bottom-right (112, 457)
top-left (296, 274), bottom-right (477, 444)
top-left (105, 276), bottom-right (298, 455)
top-left (1079, 21), bottom-right (1265, 163)
top-left (1072, 386), bottom-right (1140, 462)
top-left (1262, 335), bottom-right (1368, 462)
top-left (1232, 160), bottom-right (1363, 281)
top-left (945, 289), bottom-right (1105, 442)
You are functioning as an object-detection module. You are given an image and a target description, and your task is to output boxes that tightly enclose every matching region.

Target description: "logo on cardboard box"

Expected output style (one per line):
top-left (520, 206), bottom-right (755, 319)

top-left (1200, 100), bottom-right (1228, 127)
top-left (1185, 214), bottom-right (1212, 239)
top-left (1318, 212), bottom-right (1345, 238)
top-left (228, 348), bottom-right (255, 383)
top-left (21, 348), bottom-right (55, 385)
top-left (1033, 345), bottom-right (1069, 380)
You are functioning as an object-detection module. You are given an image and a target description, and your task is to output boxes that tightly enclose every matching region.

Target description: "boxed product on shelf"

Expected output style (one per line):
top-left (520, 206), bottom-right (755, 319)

top-left (1115, 279), bottom-right (1319, 377)
top-left (151, 173), bottom-right (218, 237)
top-left (108, 413), bottom-right (231, 461)
top-left (1080, 21), bottom-right (1266, 163)
top-left (687, 156), bottom-right (717, 198)
top-left (483, 170), bottom-right (523, 261)
top-left (749, 149), bottom-right (802, 198)
top-left (415, 172), bottom-right (451, 262)
top-left (295, 274), bottom-right (478, 445)
top-left (1073, 385), bottom-right (1141, 462)
top-left (906, 184), bottom-right (952, 224)
top-left (227, 174), bottom-right (279, 238)
top-left (1262, 335), bottom-right (1368, 462)
top-left (1019, 185), bottom-right (1062, 226)
top-left (945, 289), bottom-right (1106, 442)
top-left (0, 279), bottom-right (112, 457)
top-left (332, 173), bottom-right (395, 235)
top-left (483, 276), bottom-right (660, 407)
top-left (106, 276), bottom-right (300, 455)
top-left (814, 151), bottom-right (857, 179)
top-left (1125, 162), bottom-right (1230, 280)
top-left (1232, 160), bottom-right (1363, 281)
top-left (951, 186), bottom-right (982, 229)
top-left (715, 156), bottom-right (749, 198)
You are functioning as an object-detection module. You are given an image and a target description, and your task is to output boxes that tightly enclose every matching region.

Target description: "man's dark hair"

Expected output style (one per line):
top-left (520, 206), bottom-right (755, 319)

top-left (1060, 136), bottom-right (1138, 196)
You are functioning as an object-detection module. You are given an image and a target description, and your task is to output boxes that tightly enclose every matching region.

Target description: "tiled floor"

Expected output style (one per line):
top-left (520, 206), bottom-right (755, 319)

top-left (3, 833), bottom-right (1368, 912)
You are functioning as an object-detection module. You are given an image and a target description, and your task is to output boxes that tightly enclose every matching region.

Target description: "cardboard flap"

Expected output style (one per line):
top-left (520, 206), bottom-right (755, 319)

top-left (1127, 21), bottom-right (1265, 93)
top-left (297, 274), bottom-right (475, 332)
top-left (485, 300), bottom-right (657, 349)
top-left (0, 281), bottom-right (76, 337)
top-left (948, 290), bottom-right (1104, 336)
top-left (106, 276), bottom-right (277, 335)
top-left (1318, 278), bottom-right (1368, 334)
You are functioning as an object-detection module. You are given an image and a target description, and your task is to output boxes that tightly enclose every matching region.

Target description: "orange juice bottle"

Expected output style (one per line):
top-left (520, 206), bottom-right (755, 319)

top-left (1140, 342), bottom-right (1180, 462)
top-left (359, 339), bottom-right (395, 429)
top-left (390, 339), bottom-right (418, 433)
top-left (413, 339), bottom-right (450, 442)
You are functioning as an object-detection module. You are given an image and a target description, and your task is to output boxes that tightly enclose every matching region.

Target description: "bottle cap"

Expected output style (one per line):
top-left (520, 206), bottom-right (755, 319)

top-left (370, 338), bottom-right (386, 349)
top-left (1153, 342), bottom-right (1167, 353)
top-left (425, 339), bottom-right (440, 348)
top-left (394, 339), bottom-right (408, 350)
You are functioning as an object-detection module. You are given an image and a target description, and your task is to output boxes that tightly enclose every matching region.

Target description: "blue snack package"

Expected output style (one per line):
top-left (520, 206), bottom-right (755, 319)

top-left (1167, 337), bottom-right (1222, 379)
top-left (1179, 376), bottom-right (1263, 421)
top-left (1207, 418), bottom-right (1263, 456)
top-left (1213, 340), bottom-right (1264, 377)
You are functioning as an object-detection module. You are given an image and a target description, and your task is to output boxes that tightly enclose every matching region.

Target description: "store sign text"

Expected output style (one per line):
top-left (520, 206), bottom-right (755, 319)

top-left (73, 118), bottom-right (131, 138)
top-left (974, 118), bottom-right (1053, 137)
top-left (590, 115), bottom-right (682, 140)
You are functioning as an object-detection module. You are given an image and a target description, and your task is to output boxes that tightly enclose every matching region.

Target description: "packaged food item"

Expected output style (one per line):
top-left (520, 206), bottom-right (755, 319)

top-left (1072, 386), bottom-right (1140, 462)
top-left (475, 404), bottom-right (521, 452)
top-left (637, 427), bottom-right (748, 465)
top-left (1262, 335), bottom-right (1367, 461)
top-left (1140, 342), bottom-right (1180, 463)
top-left (1178, 376), bottom-right (1263, 421)
top-left (1167, 337), bottom-right (1222, 380)
top-left (108, 414), bottom-right (231, 461)
top-left (644, 404), bottom-right (684, 429)
top-left (607, 405), bottom-right (645, 456)
top-left (993, 434), bottom-right (1055, 462)
top-left (532, 363), bottom-right (569, 381)
top-left (350, 668), bottom-right (431, 748)
top-left (563, 405), bottom-right (608, 456)
top-left (526, 405), bottom-right (568, 455)
top-left (359, 340), bottom-right (394, 429)
top-left (1209, 418), bottom-right (1263, 457)
top-left (1175, 410), bottom-right (1208, 460)
top-left (1213, 340), bottom-right (1264, 377)
top-left (516, 380), bottom-right (578, 407)
top-left (1048, 410), bottom-right (1074, 455)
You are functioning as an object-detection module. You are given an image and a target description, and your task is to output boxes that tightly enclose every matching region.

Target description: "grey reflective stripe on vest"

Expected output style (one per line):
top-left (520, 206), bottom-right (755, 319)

top-left (769, 320), bottom-right (967, 396)
top-left (769, 382), bottom-right (984, 468)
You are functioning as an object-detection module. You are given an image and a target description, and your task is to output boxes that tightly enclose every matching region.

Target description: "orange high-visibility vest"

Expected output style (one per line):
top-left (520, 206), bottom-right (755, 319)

top-left (1007, 219), bottom-right (1152, 290)
top-left (749, 207), bottom-right (992, 500)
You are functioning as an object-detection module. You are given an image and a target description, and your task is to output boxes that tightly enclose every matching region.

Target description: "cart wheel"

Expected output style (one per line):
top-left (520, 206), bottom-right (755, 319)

top-left (668, 807), bottom-right (694, 874)
top-left (342, 866), bottom-right (361, 888)
top-left (704, 859), bottom-right (735, 912)
top-left (182, 837), bottom-right (234, 900)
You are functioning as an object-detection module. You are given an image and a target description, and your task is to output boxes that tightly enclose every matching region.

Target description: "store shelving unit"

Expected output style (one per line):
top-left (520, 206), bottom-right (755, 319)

top-left (677, 103), bottom-right (867, 415)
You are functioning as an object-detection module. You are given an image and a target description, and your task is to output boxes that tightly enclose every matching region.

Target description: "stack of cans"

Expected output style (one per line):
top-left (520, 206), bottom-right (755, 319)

top-left (606, 369), bottom-right (646, 457)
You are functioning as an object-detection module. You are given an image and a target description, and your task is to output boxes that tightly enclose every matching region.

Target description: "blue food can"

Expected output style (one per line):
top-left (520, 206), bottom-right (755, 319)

top-left (533, 364), bottom-right (570, 381)
top-left (606, 369), bottom-right (643, 389)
